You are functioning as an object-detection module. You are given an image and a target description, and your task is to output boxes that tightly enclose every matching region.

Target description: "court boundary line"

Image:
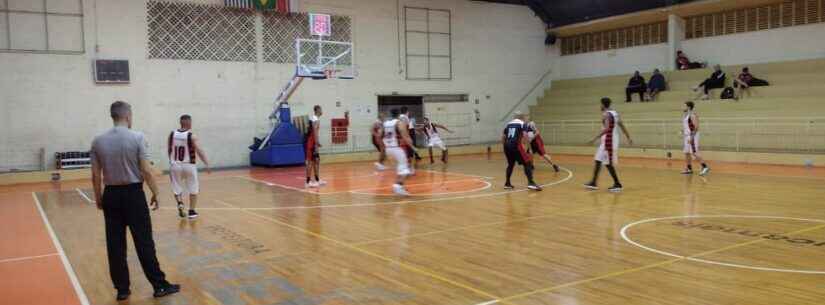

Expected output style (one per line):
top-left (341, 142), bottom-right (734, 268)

top-left (0, 253), bottom-right (59, 264)
top-left (32, 192), bottom-right (90, 305)
top-left (620, 215), bottom-right (825, 274)
top-left (240, 167), bottom-right (574, 210)
top-left (498, 215), bottom-right (825, 303)
top-left (75, 188), bottom-right (94, 204)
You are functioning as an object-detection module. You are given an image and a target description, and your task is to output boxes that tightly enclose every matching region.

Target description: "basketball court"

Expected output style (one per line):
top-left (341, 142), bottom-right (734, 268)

top-left (3, 0), bottom-right (825, 304)
top-left (2, 154), bottom-right (824, 305)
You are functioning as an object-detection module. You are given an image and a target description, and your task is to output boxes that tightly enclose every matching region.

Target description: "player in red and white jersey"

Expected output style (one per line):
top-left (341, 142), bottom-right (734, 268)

top-left (524, 117), bottom-right (560, 172)
top-left (420, 117), bottom-right (453, 164)
top-left (382, 108), bottom-right (415, 196)
top-left (167, 114), bottom-right (210, 219)
top-left (371, 113), bottom-right (387, 171)
top-left (585, 98), bottom-right (632, 192)
top-left (682, 101), bottom-right (710, 176)
top-left (305, 105), bottom-right (324, 188)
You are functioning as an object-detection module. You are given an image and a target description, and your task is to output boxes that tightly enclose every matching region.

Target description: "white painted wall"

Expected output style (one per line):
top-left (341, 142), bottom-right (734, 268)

top-left (0, 0), bottom-right (549, 170)
top-left (553, 43), bottom-right (669, 80)
top-left (680, 22), bottom-right (825, 67)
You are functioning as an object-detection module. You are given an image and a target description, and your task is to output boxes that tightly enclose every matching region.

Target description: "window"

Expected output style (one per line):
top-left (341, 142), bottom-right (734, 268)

top-left (0, 0), bottom-right (84, 53)
top-left (404, 7), bottom-right (451, 80)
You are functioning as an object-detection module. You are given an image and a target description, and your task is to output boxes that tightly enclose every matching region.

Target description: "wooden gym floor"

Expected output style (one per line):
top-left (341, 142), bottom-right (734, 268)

top-left (2, 153), bottom-right (825, 305)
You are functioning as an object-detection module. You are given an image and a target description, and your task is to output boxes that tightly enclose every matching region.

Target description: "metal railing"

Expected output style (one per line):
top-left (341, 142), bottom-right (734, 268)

top-left (535, 117), bottom-right (825, 154)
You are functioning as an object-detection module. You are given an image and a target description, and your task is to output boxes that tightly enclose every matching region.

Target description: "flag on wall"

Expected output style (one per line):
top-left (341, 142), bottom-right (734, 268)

top-left (224, 0), bottom-right (296, 13)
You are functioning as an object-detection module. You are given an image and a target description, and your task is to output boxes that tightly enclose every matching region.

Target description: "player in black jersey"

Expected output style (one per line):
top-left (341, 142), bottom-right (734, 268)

top-left (502, 113), bottom-right (541, 191)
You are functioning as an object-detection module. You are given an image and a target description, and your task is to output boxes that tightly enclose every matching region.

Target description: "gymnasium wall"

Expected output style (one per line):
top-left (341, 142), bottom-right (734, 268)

top-left (0, 0), bottom-right (548, 170)
top-left (552, 22), bottom-right (825, 80)
top-left (680, 22), bottom-right (825, 67)
top-left (553, 44), bottom-right (669, 80)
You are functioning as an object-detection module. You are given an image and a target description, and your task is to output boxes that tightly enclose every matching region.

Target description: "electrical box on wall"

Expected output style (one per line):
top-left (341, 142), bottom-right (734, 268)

top-left (94, 60), bottom-right (130, 84)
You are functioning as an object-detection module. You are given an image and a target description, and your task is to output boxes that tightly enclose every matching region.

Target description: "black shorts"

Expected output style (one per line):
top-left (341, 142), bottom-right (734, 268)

top-left (504, 144), bottom-right (532, 165)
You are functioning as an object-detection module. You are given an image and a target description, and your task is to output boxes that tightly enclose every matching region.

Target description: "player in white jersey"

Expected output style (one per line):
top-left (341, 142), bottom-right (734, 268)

top-left (168, 115), bottom-right (210, 219)
top-left (398, 107), bottom-right (419, 174)
top-left (382, 108), bottom-right (415, 196)
top-left (305, 105), bottom-right (325, 188)
top-left (585, 98), bottom-right (632, 192)
top-left (682, 101), bottom-right (710, 176)
top-left (420, 117), bottom-right (453, 164)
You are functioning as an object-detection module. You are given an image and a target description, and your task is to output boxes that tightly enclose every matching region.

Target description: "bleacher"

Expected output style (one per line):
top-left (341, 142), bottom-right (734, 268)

top-left (529, 58), bottom-right (825, 153)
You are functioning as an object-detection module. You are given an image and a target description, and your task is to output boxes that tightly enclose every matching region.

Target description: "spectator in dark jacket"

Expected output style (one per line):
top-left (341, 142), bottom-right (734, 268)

top-left (625, 71), bottom-right (647, 102)
top-left (676, 51), bottom-right (704, 70)
top-left (693, 64), bottom-right (726, 100)
top-left (734, 67), bottom-right (770, 99)
top-left (646, 69), bottom-right (667, 101)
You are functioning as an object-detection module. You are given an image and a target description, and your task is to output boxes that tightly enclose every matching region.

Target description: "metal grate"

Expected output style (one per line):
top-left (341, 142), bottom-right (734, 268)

top-left (685, 0), bottom-right (824, 40)
top-left (560, 21), bottom-right (667, 56)
top-left (262, 12), bottom-right (352, 63)
top-left (146, 1), bottom-right (256, 62)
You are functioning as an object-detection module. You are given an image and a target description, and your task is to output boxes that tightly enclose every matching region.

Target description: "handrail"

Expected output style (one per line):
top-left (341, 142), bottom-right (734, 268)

top-left (500, 68), bottom-right (554, 122)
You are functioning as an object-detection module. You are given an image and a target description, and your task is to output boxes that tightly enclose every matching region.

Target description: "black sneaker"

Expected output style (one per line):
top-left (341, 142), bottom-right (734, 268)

top-left (153, 284), bottom-right (181, 298)
top-left (503, 184), bottom-right (514, 190)
top-left (584, 183), bottom-right (598, 190)
top-left (608, 184), bottom-right (623, 192)
top-left (177, 202), bottom-right (185, 218)
top-left (116, 290), bottom-right (131, 301)
top-left (188, 210), bottom-right (198, 219)
top-left (527, 183), bottom-right (542, 191)
top-left (552, 164), bottom-right (560, 172)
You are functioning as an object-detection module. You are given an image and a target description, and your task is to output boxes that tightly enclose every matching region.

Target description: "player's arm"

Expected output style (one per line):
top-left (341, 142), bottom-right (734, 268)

top-left (167, 132), bottom-right (172, 163)
top-left (137, 136), bottom-right (160, 210)
top-left (617, 121), bottom-right (633, 145)
top-left (398, 123), bottom-right (414, 148)
top-left (521, 131), bottom-right (531, 146)
top-left (192, 135), bottom-right (211, 173)
top-left (691, 114), bottom-right (699, 135)
top-left (371, 124), bottom-right (381, 139)
top-left (435, 124), bottom-right (453, 133)
top-left (589, 113), bottom-right (611, 144)
top-left (90, 145), bottom-right (103, 210)
top-left (313, 121), bottom-right (321, 148)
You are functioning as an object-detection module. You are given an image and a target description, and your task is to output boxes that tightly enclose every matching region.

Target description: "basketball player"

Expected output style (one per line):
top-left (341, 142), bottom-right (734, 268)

top-left (420, 117), bottom-right (453, 164)
top-left (398, 107), bottom-right (419, 174)
top-left (371, 113), bottom-right (387, 171)
top-left (503, 113), bottom-right (541, 191)
top-left (168, 115), bottom-right (210, 219)
top-left (305, 105), bottom-right (325, 188)
top-left (382, 108), bottom-right (415, 196)
top-left (584, 98), bottom-right (633, 192)
top-left (682, 101), bottom-right (710, 176)
top-left (525, 117), bottom-right (560, 172)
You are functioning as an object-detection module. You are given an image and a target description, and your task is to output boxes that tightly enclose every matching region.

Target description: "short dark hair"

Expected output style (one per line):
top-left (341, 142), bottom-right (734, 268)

top-left (180, 114), bottom-right (191, 120)
top-left (400, 106), bottom-right (408, 113)
top-left (685, 101), bottom-right (695, 110)
top-left (390, 108), bottom-right (400, 118)
top-left (600, 97), bottom-right (612, 108)
top-left (313, 105), bottom-right (321, 112)
top-left (110, 101), bottom-right (131, 120)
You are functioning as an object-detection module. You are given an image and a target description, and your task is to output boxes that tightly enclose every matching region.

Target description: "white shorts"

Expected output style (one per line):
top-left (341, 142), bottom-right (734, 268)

top-left (427, 136), bottom-right (446, 150)
top-left (594, 142), bottom-right (619, 165)
top-left (683, 134), bottom-right (700, 154)
top-left (385, 147), bottom-right (411, 176)
top-left (170, 163), bottom-right (199, 195)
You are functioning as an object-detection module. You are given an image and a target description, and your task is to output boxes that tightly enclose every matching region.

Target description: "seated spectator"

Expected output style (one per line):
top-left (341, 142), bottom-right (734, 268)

top-left (676, 51), bottom-right (705, 70)
top-left (625, 71), bottom-right (647, 102)
top-left (646, 69), bottom-right (667, 101)
top-left (734, 67), bottom-right (770, 99)
top-left (693, 65), bottom-right (726, 100)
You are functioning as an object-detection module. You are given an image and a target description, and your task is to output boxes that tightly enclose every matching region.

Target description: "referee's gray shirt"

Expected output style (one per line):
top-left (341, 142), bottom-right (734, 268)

top-left (90, 126), bottom-right (150, 186)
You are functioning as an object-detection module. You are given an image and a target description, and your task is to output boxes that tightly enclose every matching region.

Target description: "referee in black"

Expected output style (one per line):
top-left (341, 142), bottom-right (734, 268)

top-left (91, 101), bottom-right (180, 301)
